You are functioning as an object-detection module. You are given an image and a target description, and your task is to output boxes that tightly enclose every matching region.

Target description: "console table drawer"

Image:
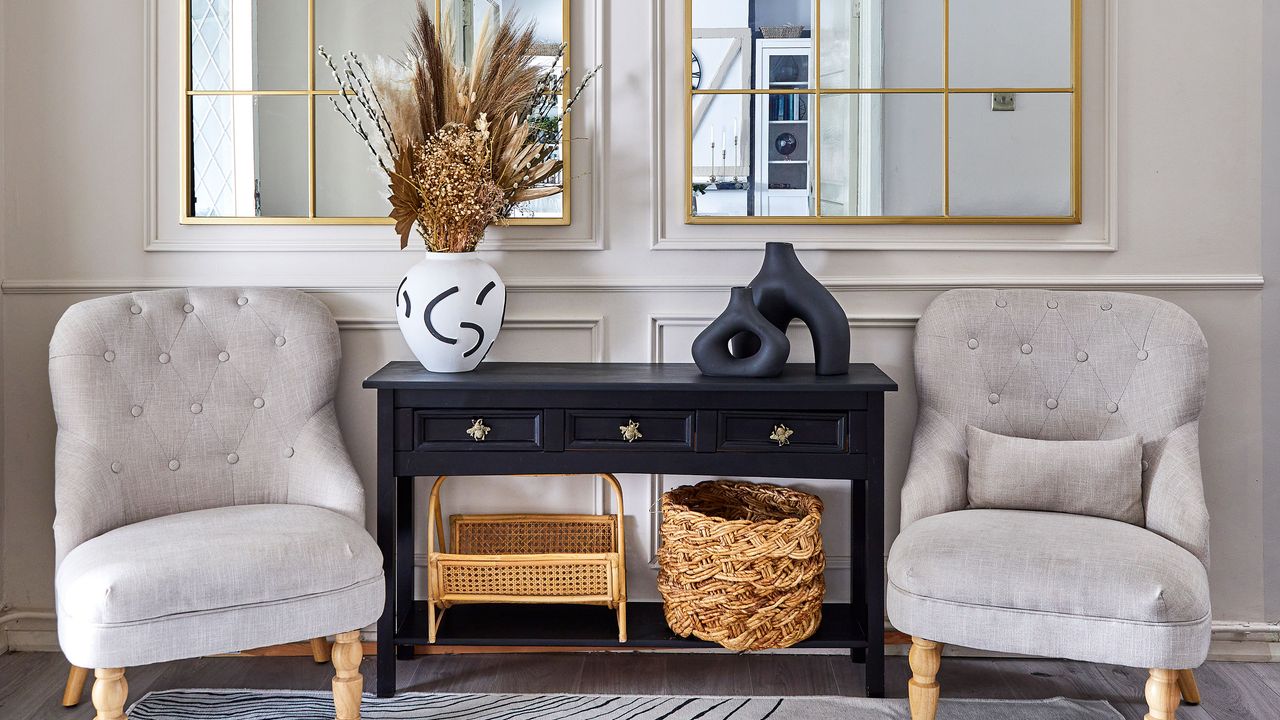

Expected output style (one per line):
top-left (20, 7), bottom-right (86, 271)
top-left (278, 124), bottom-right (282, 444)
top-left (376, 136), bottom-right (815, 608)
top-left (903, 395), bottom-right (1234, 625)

top-left (565, 410), bottom-right (695, 451)
top-left (413, 410), bottom-right (543, 451)
top-left (717, 411), bottom-right (848, 453)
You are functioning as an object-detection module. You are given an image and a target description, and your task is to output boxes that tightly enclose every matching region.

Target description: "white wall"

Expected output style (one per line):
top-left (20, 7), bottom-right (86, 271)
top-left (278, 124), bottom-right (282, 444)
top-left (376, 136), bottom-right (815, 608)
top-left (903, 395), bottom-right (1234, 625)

top-left (0, 0), bottom-right (1272, 647)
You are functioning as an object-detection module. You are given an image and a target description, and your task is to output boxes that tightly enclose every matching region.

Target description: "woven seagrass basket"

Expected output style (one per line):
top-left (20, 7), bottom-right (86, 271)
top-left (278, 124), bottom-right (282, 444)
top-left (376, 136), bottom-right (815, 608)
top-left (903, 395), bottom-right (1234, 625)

top-left (657, 480), bottom-right (825, 651)
top-left (426, 473), bottom-right (627, 643)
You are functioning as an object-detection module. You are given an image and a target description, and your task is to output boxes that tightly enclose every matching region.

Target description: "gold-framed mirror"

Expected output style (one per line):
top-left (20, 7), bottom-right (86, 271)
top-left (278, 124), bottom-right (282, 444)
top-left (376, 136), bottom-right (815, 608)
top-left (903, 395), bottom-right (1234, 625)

top-left (686, 0), bottom-right (1081, 225)
top-left (181, 0), bottom-right (571, 225)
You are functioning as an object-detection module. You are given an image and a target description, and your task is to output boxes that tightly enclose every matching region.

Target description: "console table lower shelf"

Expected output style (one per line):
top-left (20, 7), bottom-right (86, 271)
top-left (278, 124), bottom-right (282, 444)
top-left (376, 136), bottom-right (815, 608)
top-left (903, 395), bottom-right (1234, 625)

top-left (398, 601), bottom-right (868, 652)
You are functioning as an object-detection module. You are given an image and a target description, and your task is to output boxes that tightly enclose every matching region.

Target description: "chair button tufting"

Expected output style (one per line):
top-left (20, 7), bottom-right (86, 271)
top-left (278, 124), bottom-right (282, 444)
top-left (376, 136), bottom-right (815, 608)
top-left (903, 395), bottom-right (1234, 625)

top-left (218, 351), bottom-right (229, 362)
top-left (967, 338), bottom-right (979, 350)
top-left (158, 352), bottom-right (170, 364)
top-left (110, 461), bottom-right (122, 474)
top-left (1047, 300), bottom-right (1059, 309)
top-left (996, 298), bottom-right (1007, 308)
top-left (988, 393), bottom-right (1000, 404)
top-left (190, 402), bottom-right (202, 414)
top-left (103, 351), bottom-right (115, 362)
top-left (284, 446), bottom-right (295, 458)
top-left (1046, 398), bottom-right (1059, 409)
top-left (253, 397), bottom-right (265, 409)
top-left (129, 305), bottom-right (142, 315)
top-left (1101, 302), bottom-right (1113, 311)
top-left (1021, 343), bottom-right (1033, 354)
top-left (237, 296), bottom-right (248, 306)
top-left (227, 453), bottom-right (239, 465)
top-left (1142, 459), bottom-right (1150, 472)
top-left (182, 303), bottom-right (194, 313)
top-left (275, 336), bottom-right (286, 347)
top-left (1137, 349), bottom-right (1149, 360)
top-left (130, 405), bottom-right (143, 417)
top-left (168, 459), bottom-right (181, 471)
top-left (1106, 401), bottom-right (1119, 413)
top-left (1076, 351), bottom-right (1088, 362)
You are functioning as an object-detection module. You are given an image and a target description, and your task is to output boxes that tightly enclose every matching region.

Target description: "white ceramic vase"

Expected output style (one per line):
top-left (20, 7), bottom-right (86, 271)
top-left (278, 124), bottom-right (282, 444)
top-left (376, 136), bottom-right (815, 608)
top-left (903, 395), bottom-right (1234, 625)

top-left (395, 251), bottom-right (506, 373)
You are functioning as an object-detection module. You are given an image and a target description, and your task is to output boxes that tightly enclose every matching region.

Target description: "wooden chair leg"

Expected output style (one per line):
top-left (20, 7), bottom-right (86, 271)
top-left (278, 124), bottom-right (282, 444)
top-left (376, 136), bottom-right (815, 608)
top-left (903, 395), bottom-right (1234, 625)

top-left (311, 637), bottom-right (332, 664)
top-left (1145, 668), bottom-right (1181, 720)
top-left (63, 665), bottom-right (90, 707)
top-left (908, 637), bottom-right (942, 720)
top-left (91, 668), bottom-right (128, 720)
top-left (1177, 669), bottom-right (1201, 705)
top-left (332, 630), bottom-right (364, 720)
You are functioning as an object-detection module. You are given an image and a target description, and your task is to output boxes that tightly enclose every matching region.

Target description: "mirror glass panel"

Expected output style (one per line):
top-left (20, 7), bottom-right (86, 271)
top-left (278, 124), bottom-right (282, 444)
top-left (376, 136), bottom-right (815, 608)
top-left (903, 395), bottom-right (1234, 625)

top-left (687, 0), bottom-right (1079, 224)
top-left (190, 0), bottom-right (309, 91)
top-left (184, 0), bottom-right (570, 224)
top-left (949, 0), bottom-right (1072, 88)
top-left (948, 92), bottom-right (1072, 216)
top-left (314, 0), bottom-right (423, 91)
top-left (819, 93), bottom-right (944, 217)
top-left (190, 95), bottom-right (309, 217)
top-left (817, 0), bottom-right (943, 90)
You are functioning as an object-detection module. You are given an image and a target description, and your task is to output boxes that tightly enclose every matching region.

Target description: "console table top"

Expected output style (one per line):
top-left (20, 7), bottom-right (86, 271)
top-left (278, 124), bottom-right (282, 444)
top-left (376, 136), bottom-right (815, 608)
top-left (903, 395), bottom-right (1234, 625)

top-left (364, 361), bottom-right (898, 392)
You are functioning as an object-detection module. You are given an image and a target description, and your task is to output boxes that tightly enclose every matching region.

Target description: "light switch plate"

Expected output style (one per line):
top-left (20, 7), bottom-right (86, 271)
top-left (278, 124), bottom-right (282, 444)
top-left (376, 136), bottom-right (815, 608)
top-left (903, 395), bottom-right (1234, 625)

top-left (991, 92), bottom-right (1016, 111)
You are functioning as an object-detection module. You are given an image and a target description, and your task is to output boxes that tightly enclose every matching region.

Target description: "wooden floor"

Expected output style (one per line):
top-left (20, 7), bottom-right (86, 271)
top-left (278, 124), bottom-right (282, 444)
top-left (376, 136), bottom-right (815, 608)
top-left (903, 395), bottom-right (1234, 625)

top-left (2, 650), bottom-right (1278, 719)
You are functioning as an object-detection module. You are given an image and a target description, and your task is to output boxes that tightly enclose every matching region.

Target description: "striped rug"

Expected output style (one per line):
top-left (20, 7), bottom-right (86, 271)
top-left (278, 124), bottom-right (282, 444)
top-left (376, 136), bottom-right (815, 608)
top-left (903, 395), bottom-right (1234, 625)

top-left (127, 690), bottom-right (1123, 719)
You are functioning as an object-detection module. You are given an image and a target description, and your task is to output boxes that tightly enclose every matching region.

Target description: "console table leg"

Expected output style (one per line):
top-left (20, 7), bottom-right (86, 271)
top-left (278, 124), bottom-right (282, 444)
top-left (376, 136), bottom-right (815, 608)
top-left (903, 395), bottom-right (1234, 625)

top-left (864, 394), bottom-right (887, 698)
top-left (375, 390), bottom-right (397, 698)
top-left (376, 474), bottom-right (396, 697)
top-left (397, 475), bottom-right (415, 661)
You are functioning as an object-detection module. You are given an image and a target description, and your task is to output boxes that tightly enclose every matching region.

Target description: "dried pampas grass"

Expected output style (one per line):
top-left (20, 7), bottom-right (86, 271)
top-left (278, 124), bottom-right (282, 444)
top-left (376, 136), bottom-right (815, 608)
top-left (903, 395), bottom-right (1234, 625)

top-left (321, 0), bottom-right (600, 251)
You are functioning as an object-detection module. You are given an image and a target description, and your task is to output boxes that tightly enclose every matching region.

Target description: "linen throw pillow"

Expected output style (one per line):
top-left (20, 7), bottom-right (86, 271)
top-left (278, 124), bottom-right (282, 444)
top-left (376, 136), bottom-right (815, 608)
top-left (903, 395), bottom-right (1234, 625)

top-left (966, 426), bottom-right (1145, 525)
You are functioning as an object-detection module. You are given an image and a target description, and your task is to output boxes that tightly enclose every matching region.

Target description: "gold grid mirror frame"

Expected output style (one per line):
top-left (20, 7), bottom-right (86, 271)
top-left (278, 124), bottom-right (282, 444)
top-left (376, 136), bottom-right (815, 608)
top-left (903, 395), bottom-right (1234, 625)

top-left (181, 0), bottom-right (572, 226)
top-left (685, 0), bottom-right (1082, 225)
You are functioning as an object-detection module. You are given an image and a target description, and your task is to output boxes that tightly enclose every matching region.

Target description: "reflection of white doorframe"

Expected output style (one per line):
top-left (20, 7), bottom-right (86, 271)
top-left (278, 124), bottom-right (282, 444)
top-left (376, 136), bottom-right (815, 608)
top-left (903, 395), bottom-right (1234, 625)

top-left (857, 0), bottom-right (885, 216)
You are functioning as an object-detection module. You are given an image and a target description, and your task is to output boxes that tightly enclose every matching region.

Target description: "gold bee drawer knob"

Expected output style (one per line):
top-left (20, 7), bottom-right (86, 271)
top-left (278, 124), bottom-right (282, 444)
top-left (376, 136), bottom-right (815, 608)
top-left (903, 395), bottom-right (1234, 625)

top-left (466, 418), bottom-right (491, 442)
top-left (770, 424), bottom-right (794, 447)
top-left (620, 419), bottom-right (643, 443)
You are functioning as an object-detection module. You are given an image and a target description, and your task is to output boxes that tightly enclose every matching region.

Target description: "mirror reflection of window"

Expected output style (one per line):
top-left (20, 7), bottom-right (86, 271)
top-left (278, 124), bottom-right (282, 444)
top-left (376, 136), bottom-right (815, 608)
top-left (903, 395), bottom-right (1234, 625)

top-left (688, 0), bottom-right (1079, 223)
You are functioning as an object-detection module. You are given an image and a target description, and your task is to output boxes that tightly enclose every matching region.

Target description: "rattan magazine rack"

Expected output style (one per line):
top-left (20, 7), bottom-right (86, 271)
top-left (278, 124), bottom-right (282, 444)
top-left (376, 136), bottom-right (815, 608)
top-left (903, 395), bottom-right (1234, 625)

top-left (425, 473), bottom-right (628, 643)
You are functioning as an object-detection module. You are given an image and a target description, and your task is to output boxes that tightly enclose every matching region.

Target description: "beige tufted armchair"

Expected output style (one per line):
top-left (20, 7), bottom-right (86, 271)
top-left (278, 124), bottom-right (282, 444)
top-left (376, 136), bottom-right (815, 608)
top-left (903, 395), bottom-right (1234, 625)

top-left (49, 288), bottom-right (383, 719)
top-left (887, 289), bottom-right (1211, 720)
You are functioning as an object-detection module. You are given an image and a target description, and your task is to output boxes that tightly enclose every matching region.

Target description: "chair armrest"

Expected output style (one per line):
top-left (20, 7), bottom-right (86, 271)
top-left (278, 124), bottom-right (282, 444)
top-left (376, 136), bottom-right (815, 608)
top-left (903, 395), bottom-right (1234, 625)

top-left (1143, 420), bottom-right (1210, 567)
top-left (286, 401), bottom-right (366, 525)
top-left (900, 406), bottom-right (969, 530)
top-left (53, 432), bottom-right (128, 567)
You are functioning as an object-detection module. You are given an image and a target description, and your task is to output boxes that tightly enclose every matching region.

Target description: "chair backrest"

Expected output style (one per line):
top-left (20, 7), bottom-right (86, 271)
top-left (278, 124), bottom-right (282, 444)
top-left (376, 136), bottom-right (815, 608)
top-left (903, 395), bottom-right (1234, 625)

top-left (49, 288), bottom-right (343, 543)
top-left (914, 289), bottom-right (1208, 443)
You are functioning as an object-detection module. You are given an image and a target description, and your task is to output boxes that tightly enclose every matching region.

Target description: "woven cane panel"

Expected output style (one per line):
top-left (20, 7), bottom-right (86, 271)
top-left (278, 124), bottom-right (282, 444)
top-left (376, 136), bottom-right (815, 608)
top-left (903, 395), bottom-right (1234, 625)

top-left (453, 517), bottom-right (616, 555)
top-left (440, 562), bottom-right (611, 597)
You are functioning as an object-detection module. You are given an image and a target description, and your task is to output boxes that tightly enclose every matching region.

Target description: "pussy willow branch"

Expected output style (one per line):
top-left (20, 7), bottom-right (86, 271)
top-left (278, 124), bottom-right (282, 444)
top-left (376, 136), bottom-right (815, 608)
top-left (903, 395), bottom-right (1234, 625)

top-left (350, 53), bottom-right (400, 156)
top-left (342, 52), bottom-right (398, 159)
top-left (318, 46), bottom-right (395, 174)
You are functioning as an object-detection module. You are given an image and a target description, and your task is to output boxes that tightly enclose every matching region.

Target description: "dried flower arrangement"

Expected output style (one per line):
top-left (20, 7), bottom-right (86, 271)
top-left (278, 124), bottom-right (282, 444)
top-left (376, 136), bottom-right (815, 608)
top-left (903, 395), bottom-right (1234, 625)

top-left (320, 2), bottom-right (600, 252)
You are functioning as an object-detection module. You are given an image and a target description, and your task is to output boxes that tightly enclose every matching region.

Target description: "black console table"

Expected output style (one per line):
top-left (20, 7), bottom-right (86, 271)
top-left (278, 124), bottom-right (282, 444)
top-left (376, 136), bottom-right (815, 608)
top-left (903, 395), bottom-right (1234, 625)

top-left (363, 362), bottom-right (897, 698)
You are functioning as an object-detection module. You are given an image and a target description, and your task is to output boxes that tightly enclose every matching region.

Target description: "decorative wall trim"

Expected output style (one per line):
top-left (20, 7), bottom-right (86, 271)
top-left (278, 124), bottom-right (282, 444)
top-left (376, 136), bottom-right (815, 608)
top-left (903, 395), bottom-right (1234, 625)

top-left (141, 0), bottom-right (606, 252)
top-left (1, 274), bottom-right (1264, 296)
top-left (649, 1), bottom-right (1121, 252)
top-left (337, 316), bottom-right (606, 363)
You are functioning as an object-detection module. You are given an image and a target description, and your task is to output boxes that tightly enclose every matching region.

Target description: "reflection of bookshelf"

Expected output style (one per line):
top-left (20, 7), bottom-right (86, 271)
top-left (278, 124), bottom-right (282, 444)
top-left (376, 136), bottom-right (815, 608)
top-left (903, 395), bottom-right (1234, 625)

top-left (754, 38), bottom-right (812, 216)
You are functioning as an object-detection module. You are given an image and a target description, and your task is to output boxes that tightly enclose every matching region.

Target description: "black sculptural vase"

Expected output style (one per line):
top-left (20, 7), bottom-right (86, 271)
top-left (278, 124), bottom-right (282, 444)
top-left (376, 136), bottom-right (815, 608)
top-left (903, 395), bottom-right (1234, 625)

top-left (729, 242), bottom-right (851, 376)
top-left (692, 287), bottom-right (791, 378)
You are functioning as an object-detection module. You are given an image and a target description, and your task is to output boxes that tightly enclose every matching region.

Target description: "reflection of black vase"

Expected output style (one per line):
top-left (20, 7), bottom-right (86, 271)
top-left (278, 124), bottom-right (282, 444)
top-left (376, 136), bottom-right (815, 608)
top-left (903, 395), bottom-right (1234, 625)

top-left (730, 242), bottom-right (850, 376)
top-left (693, 287), bottom-right (790, 378)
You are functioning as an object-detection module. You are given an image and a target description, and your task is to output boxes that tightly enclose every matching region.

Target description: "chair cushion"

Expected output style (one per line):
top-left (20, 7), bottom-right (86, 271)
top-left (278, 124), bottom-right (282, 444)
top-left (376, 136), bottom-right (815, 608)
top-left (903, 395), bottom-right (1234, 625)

top-left (886, 509), bottom-right (1211, 668)
top-left (966, 426), bottom-right (1145, 525)
top-left (56, 504), bottom-right (383, 668)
